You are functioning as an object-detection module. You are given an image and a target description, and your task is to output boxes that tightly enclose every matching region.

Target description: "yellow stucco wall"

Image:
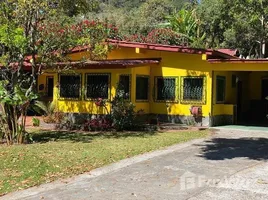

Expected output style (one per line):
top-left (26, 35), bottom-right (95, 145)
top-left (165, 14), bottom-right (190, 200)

top-left (249, 72), bottom-right (268, 100)
top-left (42, 47), bottom-right (213, 118)
top-left (38, 46), bottom-right (268, 127)
top-left (38, 47), bottom-right (251, 120)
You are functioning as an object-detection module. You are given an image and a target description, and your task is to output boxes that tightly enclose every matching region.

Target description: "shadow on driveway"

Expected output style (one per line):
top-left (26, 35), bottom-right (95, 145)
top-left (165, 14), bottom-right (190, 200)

top-left (197, 137), bottom-right (268, 161)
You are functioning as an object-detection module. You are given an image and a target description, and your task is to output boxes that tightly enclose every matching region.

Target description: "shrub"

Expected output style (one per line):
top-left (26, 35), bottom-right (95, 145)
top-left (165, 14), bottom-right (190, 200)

top-left (84, 116), bottom-right (112, 131)
top-left (124, 28), bottom-right (189, 46)
top-left (110, 88), bottom-right (136, 131)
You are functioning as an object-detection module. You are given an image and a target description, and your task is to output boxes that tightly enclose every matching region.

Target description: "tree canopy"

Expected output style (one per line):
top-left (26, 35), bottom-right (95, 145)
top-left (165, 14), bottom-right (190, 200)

top-left (0, 0), bottom-right (115, 144)
top-left (84, 0), bottom-right (268, 57)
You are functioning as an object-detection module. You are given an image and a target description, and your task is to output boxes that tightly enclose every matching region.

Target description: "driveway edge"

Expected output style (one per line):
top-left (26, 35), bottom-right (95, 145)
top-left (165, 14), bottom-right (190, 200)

top-left (1, 137), bottom-right (207, 200)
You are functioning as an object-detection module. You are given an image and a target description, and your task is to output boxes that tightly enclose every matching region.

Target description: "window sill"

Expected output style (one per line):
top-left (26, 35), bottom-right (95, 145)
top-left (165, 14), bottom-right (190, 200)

top-left (154, 100), bottom-right (179, 103)
top-left (136, 99), bottom-right (149, 103)
top-left (181, 100), bottom-right (206, 105)
top-left (58, 98), bottom-right (82, 101)
top-left (84, 98), bottom-right (110, 102)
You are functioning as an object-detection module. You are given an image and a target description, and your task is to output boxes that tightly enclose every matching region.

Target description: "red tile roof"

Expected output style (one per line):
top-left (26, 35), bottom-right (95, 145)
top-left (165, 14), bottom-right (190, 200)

top-left (208, 59), bottom-right (268, 64)
top-left (42, 58), bottom-right (161, 69)
top-left (217, 49), bottom-right (238, 57)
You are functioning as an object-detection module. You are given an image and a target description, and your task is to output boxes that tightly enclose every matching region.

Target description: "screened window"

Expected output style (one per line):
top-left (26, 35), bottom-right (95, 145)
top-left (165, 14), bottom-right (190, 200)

top-left (216, 76), bottom-right (226, 103)
top-left (136, 76), bottom-right (149, 101)
top-left (86, 74), bottom-right (110, 99)
top-left (119, 75), bottom-right (131, 99)
top-left (156, 77), bottom-right (176, 101)
top-left (59, 74), bottom-right (81, 99)
top-left (182, 77), bottom-right (204, 101)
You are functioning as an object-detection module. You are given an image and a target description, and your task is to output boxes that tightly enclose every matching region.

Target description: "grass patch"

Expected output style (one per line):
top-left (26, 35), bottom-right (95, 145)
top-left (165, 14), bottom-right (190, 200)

top-left (0, 130), bottom-right (208, 195)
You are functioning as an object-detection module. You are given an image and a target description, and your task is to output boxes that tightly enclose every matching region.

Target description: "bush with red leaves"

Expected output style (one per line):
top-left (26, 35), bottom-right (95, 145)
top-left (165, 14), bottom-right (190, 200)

top-left (124, 28), bottom-right (189, 46)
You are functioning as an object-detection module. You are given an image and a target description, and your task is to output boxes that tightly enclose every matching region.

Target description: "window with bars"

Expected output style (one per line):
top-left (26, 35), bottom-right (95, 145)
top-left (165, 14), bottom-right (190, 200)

top-left (119, 75), bottom-right (131, 99)
top-left (182, 77), bottom-right (204, 102)
top-left (136, 76), bottom-right (149, 101)
top-left (216, 76), bottom-right (226, 103)
top-left (86, 74), bottom-right (110, 99)
top-left (59, 74), bottom-right (81, 99)
top-left (155, 77), bottom-right (177, 101)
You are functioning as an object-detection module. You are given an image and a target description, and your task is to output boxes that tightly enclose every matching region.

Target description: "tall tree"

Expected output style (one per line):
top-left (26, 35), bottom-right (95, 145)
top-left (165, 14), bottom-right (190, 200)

top-left (198, 0), bottom-right (268, 58)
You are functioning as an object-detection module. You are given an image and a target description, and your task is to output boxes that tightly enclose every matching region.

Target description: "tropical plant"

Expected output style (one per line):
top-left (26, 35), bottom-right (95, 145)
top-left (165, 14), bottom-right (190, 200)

top-left (32, 117), bottom-right (40, 127)
top-left (0, 81), bottom-right (38, 145)
top-left (33, 101), bottom-right (64, 124)
top-left (164, 9), bottom-right (206, 47)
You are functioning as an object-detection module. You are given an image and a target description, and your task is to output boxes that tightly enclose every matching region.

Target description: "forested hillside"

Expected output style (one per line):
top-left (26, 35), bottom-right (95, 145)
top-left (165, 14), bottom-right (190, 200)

top-left (84, 0), bottom-right (191, 36)
top-left (44, 0), bottom-right (268, 58)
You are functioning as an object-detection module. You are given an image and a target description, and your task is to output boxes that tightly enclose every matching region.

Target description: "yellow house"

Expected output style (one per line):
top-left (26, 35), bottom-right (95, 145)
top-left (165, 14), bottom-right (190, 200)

top-left (37, 40), bottom-right (268, 127)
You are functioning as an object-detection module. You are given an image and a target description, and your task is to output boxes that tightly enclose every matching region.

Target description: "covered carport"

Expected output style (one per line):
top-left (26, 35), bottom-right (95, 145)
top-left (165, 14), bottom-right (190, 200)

top-left (208, 59), bottom-right (268, 127)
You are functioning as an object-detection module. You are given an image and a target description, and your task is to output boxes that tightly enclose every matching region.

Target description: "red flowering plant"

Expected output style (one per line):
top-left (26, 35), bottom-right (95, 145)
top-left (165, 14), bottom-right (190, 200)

top-left (74, 19), bottom-right (121, 60)
top-left (124, 34), bottom-right (146, 43)
top-left (123, 28), bottom-right (189, 46)
top-left (83, 97), bottom-right (112, 131)
top-left (85, 117), bottom-right (112, 131)
top-left (95, 98), bottom-right (105, 106)
top-left (146, 28), bottom-right (188, 46)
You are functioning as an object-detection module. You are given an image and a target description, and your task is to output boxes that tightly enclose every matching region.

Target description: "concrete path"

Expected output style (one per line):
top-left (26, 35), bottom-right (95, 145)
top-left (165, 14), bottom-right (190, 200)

top-left (2, 129), bottom-right (268, 200)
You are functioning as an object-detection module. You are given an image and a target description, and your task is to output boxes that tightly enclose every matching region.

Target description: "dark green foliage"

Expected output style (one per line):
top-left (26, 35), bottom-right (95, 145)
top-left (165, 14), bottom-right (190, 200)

top-left (110, 87), bottom-right (136, 131)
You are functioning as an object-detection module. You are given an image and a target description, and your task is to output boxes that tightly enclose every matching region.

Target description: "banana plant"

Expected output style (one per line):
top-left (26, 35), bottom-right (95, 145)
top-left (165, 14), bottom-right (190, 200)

top-left (163, 9), bottom-right (206, 47)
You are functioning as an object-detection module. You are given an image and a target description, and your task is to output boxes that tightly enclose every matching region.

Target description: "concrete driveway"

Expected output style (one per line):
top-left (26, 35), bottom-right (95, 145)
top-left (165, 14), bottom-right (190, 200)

top-left (2, 128), bottom-right (268, 200)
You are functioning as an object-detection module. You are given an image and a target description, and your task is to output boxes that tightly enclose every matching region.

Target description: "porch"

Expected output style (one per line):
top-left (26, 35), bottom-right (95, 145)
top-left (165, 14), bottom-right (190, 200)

top-left (212, 70), bottom-right (268, 126)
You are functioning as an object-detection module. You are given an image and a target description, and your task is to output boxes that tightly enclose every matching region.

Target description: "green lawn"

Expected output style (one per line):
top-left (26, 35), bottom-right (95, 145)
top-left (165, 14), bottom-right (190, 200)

top-left (0, 130), bottom-right (208, 195)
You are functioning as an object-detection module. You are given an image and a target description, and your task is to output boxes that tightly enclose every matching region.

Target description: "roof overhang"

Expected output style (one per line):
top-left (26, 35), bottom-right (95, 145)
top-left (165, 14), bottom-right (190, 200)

top-left (107, 39), bottom-right (237, 59)
top-left (208, 59), bottom-right (268, 64)
top-left (42, 58), bottom-right (161, 70)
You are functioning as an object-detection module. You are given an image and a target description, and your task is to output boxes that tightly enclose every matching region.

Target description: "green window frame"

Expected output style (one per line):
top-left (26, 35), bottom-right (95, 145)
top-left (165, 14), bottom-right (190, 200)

top-left (118, 74), bottom-right (131, 100)
top-left (136, 75), bottom-right (149, 101)
top-left (59, 74), bottom-right (82, 100)
top-left (85, 73), bottom-right (110, 100)
top-left (154, 77), bottom-right (178, 102)
top-left (181, 76), bottom-right (206, 104)
top-left (216, 76), bottom-right (226, 103)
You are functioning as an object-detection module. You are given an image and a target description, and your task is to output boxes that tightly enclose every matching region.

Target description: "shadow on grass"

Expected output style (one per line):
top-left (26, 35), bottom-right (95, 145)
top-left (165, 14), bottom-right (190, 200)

top-left (197, 137), bottom-right (268, 161)
top-left (31, 130), bottom-right (158, 143)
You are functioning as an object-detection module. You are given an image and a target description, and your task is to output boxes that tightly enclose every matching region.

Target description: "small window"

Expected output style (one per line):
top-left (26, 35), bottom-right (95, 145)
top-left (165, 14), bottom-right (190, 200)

top-left (86, 74), bottom-right (110, 99)
top-left (182, 77), bottom-right (204, 103)
top-left (119, 75), bottom-right (131, 99)
top-left (136, 76), bottom-right (149, 101)
top-left (59, 74), bottom-right (81, 99)
top-left (216, 76), bottom-right (226, 103)
top-left (155, 77), bottom-right (177, 101)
